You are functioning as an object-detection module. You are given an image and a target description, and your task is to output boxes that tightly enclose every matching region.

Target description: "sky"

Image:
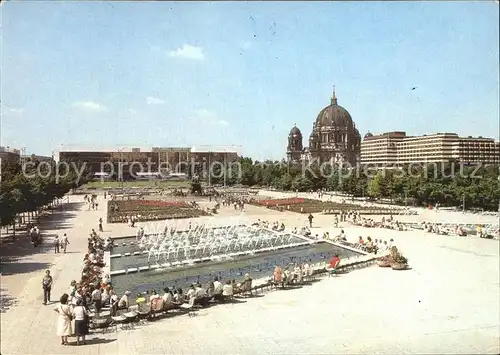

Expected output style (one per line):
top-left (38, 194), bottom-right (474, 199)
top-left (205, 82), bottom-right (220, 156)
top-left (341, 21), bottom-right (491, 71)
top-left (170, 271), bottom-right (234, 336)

top-left (1, 1), bottom-right (499, 160)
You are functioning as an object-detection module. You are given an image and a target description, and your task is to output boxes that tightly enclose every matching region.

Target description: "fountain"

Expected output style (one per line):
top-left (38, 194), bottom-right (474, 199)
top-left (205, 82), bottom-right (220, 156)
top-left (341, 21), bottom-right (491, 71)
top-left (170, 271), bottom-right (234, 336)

top-left (138, 217), bottom-right (308, 265)
top-left (109, 214), bottom-right (364, 297)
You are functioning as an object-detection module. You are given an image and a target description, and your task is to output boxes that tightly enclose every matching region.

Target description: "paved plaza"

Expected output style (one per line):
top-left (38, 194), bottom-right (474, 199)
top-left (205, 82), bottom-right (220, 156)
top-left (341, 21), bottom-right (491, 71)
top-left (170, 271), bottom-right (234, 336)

top-left (1, 193), bottom-right (499, 355)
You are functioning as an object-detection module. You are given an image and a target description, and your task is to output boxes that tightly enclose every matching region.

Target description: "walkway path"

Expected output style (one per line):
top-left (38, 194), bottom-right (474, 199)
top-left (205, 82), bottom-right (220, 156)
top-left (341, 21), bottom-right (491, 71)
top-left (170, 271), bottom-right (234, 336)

top-left (1, 194), bottom-right (499, 354)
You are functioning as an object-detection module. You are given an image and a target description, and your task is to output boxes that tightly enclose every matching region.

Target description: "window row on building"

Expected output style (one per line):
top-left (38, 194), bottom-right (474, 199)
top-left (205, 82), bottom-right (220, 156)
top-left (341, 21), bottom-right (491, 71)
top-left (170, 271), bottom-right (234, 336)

top-left (56, 146), bottom-right (240, 179)
top-left (360, 132), bottom-right (500, 166)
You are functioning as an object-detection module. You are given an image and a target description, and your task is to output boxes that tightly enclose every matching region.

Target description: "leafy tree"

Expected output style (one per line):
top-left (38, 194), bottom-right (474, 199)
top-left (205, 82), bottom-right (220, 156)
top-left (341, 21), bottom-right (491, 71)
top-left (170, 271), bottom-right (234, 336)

top-left (0, 159), bottom-right (89, 227)
top-left (291, 176), bottom-right (313, 192)
top-left (190, 181), bottom-right (202, 194)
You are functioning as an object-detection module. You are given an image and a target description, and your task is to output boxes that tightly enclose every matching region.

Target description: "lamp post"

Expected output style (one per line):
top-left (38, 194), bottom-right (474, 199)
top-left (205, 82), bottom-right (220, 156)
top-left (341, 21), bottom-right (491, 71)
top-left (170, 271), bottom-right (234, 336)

top-left (223, 151), bottom-right (227, 188)
top-left (462, 193), bottom-right (465, 213)
top-left (497, 173), bottom-right (500, 214)
top-left (208, 151), bottom-right (211, 187)
top-left (0, 157), bottom-right (2, 240)
top-left (117, 148), bottom-right (127, 194)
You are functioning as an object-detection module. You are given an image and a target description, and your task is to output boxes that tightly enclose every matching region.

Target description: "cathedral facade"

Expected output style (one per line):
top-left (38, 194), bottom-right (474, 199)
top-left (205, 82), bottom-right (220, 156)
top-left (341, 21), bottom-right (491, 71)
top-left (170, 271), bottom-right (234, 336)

top-left (286, 89), bottom-right (361, 166)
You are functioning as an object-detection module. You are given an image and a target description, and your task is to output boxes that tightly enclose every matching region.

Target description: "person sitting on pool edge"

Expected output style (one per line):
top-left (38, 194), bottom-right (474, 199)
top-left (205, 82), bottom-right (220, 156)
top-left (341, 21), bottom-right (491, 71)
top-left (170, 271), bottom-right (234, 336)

top-left (185, 284), bottom-right (196, 301)
top-left (162, 287), bottom-right (181, 310)
top-left (212, 277), bottom-right (224, 301)
top-left (221, 280), bottom-right (233, 301)
top-left (329, 254), bottom-right (340, 269)
top-left (136, 293), bottom-right (147, 311)
top-left (194, 283), bottom-right (210, 307)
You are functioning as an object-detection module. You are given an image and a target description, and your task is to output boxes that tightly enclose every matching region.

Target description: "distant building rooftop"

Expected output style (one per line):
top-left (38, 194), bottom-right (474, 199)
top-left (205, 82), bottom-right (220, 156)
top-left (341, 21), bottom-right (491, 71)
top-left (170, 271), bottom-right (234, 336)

top-left (0, 146), bottom-right (21, 154)
top-left (57, 145), bottom-right (153, 153)
top-left (190, 145), bottom-right (241, 154)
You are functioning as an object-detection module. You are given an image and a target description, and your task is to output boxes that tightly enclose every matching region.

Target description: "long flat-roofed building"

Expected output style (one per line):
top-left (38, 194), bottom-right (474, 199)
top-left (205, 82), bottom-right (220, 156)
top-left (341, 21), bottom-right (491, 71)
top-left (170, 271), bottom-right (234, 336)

top-left (0, 146), bottom-right (20, 164)
top-left (452, 136), bottom-right (500, 165)
top-left (152, 147), bottom-right (191, 173)
top-left (56, 145), bottom-right (241, 179)
top-left (360, 131), bottom-right (406, 166)
top-left (396, 133), bottom-right (458, 164)
top-left (360, 132), bottom-right (499, 166)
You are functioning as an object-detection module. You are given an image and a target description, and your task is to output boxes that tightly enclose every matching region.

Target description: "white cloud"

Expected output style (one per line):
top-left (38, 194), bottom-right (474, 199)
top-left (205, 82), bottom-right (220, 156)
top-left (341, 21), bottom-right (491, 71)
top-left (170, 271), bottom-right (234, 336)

top-left (72, 101), bottom-right (107, 112)
top-left (4, 107), bottom-right (24, 115)
top-left (168, 44), bottom-right (205, 60)
top-left (195, 109), bottom-right (229, 126)
top-left (146, 97), bottom-right (165, 105)
top-left (216, 119), bottom-right (229, 126)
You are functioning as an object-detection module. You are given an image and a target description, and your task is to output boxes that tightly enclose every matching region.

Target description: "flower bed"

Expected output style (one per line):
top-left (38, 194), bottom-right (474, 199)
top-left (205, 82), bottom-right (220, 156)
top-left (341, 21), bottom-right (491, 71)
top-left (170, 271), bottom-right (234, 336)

top-left (253, 198), bottom-right (306, 206)
top-left (248, 198), bottom-right (399, 214)
top-left (107, 200), bottom-right (209, 223)
top-left (136, 200), bottom-right (188, 207)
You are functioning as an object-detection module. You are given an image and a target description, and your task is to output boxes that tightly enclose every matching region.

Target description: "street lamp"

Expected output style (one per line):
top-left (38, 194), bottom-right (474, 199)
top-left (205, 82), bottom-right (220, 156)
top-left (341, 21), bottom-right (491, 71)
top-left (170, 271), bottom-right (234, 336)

top-left (0, 157), bottom-right (3, 240)
top-left (117, 147), bottom-right (127, 194)
top-left (208, 151), bottom-right (211, 187)
top-left (223, 150), bottom-right (227, 188)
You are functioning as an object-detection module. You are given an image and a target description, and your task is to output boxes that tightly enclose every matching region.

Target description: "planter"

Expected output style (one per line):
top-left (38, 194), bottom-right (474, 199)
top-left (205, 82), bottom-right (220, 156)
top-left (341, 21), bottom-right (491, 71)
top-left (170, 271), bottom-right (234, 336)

top-left (391, 262), bottom-right (408, 270)
top-left (377, 260), bottom-right (391, 267)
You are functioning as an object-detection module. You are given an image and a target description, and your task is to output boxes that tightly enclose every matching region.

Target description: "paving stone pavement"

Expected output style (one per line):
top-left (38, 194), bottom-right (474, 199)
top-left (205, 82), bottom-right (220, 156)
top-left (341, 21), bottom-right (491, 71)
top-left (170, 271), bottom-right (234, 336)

top-left (1, 194), bottom-right (499, 355)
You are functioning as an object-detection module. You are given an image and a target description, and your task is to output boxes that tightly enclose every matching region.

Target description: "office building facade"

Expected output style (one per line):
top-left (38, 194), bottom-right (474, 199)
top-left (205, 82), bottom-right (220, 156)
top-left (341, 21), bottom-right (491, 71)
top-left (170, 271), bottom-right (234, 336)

top-left (361, 132), bottom-right (499, 166)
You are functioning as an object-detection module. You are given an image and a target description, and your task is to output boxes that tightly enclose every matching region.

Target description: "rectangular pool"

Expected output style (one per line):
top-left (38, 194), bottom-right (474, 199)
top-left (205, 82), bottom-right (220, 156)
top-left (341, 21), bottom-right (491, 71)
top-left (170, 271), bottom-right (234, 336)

top-left (110, 242), bottom-right (361, 298)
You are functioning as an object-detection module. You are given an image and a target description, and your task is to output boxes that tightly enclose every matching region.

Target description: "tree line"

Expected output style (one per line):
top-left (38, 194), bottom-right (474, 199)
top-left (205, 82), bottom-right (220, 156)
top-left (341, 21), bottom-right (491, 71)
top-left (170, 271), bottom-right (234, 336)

top-left (0, 159), bottom-right (89, 227)
top-left (1, 157), bottom-right (498, 229)
top-left (210, 159), bottom-right (500, 211)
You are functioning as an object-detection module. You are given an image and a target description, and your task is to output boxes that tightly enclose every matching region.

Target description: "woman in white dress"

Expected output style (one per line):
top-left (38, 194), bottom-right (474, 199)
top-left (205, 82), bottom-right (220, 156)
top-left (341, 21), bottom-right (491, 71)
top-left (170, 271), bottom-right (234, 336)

top-left (54, 293), bottom-right (72, 345)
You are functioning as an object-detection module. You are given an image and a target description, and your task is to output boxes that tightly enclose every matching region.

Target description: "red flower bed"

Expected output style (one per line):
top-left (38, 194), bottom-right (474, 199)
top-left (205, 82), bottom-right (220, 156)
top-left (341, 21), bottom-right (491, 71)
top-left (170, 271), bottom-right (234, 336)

top-left (137, 200), bottom-right (189, 207)
top-left (256, 198), bottom-right (306, 206)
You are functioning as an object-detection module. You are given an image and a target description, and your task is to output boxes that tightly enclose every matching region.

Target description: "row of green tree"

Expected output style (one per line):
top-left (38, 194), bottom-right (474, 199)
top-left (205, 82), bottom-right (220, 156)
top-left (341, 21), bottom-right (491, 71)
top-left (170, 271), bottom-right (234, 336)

top-left (208, 159), bottom-right (499, 211)
top-left (1, 156), bottom-right (498, 228)
top-left (0, 159), bottom-right (89, 227)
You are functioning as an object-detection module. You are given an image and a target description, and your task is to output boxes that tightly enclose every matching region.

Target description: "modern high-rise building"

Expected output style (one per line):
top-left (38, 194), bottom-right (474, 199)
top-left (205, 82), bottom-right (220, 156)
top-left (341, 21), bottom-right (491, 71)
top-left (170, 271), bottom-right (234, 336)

top-left (451, 136), bottom-right (500, 165)
top-left (361, 132), bottom-right (499, 166)
top-left (360, 131), bottom-right (406, 166)
top-left (396, 133), bottom-right (459, 164)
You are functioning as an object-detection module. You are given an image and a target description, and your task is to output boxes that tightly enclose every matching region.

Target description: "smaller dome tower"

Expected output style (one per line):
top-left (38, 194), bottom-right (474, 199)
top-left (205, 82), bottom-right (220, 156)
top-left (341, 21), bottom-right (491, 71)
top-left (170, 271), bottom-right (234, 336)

top-left (287, 124), bottom-right (303, 162)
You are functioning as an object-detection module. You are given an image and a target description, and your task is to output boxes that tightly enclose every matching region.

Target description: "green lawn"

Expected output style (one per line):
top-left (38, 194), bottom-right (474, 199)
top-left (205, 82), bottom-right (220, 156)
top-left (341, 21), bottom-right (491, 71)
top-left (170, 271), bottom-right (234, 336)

top-left (83, 180), bottom-right (192, 189)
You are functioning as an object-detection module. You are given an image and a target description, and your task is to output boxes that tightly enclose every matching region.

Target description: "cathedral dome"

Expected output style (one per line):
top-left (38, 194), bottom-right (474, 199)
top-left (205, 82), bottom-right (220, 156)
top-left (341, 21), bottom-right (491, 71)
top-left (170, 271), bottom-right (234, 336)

top-left (289, 125), bottom-right (302, 137)
top-left (315, 100), bottom-right (354, 128)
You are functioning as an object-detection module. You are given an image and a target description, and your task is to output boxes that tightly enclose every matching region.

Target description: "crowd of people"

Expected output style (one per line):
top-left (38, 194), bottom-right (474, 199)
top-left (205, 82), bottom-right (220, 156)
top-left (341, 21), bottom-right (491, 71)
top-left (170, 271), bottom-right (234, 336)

top-left (51, 229), bottom-right (117, 345)
top-left (132, 273), bottom-right (253, 312)
top-left (83, 194), bottom-right (100, 211)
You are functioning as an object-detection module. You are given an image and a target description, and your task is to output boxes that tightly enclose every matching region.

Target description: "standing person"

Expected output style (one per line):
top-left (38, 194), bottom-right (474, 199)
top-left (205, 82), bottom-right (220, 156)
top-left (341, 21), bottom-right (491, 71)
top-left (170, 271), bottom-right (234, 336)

top-left (54, 235), bottom-right (60, 254)
top-left (72, 299), bottom-right (89, 346)
top-left (61, 234), bottom-right (69, 253)
top-left (98, 218), bottom-right (103, 232)
top-left (308, 214), bottom-right (314, 228)
top-left (54, 293), bottom-right (72, 345)
top-left (91, 286), bottom-right (102, 313)
top-left (109, 289), bottom-right (119, 315)
top-left (42, 270), bottom-right (53, 305)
